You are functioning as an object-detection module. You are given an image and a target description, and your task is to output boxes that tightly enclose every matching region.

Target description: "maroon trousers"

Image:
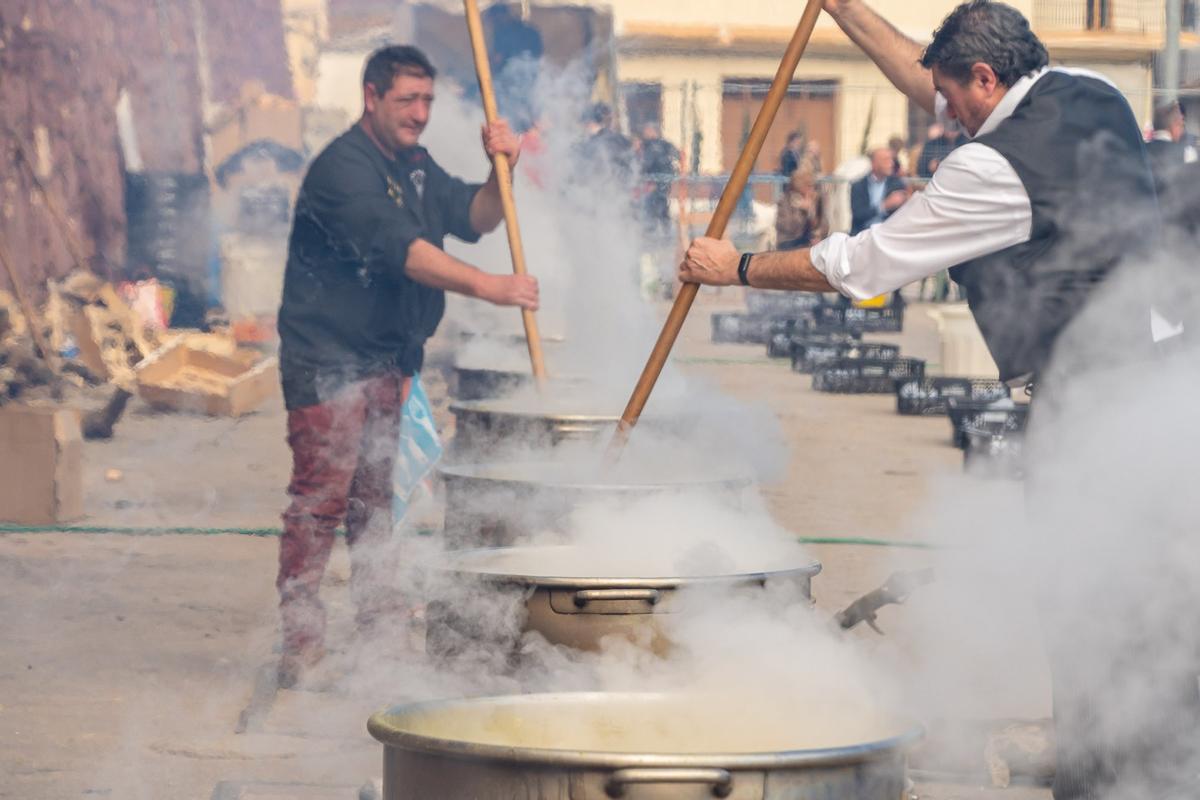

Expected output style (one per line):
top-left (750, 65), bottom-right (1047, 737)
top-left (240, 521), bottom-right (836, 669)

top-left (277, 372), bottom-right (412, 656)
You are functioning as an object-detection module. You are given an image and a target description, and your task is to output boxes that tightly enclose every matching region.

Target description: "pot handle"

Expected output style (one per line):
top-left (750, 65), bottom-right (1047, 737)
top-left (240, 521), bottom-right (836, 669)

top-left (574, 588), bottom-right (662, 608)
top-left (605, 767), bottom-right (733, 798)
top-left (554, 423), bottom-right (604, 440)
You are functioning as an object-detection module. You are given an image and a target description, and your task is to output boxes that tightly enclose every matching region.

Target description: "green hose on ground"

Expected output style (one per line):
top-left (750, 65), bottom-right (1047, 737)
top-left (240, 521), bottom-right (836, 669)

top-left (0, 524), bottom-right (941, 549)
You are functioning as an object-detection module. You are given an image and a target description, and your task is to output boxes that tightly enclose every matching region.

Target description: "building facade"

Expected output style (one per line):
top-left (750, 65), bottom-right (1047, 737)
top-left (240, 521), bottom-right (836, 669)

top-left (603, 0), bottom-right (1192, 173)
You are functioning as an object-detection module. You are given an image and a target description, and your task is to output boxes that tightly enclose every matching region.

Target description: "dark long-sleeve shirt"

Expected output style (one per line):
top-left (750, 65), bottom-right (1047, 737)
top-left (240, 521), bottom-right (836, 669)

top-left (277, 125), bottom-right (482, 410)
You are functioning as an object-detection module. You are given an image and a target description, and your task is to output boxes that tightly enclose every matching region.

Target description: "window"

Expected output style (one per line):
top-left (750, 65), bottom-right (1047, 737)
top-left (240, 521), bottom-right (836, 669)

top-left (621, 82), bottom-right (662, 134)
top-left (1086, 0), bottom-right (1112, 30)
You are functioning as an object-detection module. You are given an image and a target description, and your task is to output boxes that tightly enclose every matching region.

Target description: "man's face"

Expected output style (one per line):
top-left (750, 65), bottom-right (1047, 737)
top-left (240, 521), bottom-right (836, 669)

top-left (364, 72), bottom-right (434, 151)
top-left (932, 64), bottom-right (1004, 137)
top-left (870, 148), bottom-right (895, 177)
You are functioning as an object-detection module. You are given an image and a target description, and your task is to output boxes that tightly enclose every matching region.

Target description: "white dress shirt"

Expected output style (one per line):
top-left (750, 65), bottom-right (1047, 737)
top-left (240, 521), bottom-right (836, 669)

top-left (810, 67), bottom-right (1114, 301)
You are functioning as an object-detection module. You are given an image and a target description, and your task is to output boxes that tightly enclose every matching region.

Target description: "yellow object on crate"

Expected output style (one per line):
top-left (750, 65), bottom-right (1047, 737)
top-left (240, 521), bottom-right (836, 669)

top-left (853, 293), bottom-right (889, 308)
top-left (159, 283), bottom-right (176, 323)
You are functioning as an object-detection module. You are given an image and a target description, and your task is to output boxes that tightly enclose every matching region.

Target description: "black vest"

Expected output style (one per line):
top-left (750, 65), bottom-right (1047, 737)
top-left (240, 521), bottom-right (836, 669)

top-left (949, 71), bottom-right (1158, 382)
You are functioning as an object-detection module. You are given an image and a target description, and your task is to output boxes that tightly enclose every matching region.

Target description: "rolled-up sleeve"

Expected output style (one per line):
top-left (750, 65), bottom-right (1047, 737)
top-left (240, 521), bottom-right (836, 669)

top-left (809, 143), bottom-right (1034, 301)
top-left (430, 159), bottom-right (484, 244)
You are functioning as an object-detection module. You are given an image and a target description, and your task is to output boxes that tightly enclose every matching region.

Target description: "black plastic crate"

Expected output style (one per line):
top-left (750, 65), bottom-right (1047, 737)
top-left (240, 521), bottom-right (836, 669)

top-left (791, 341), bottom-right (901, 374)
top-left (806, 302), bottom-right (904, 333)
top-left (711, 312), bottom-right (775, 344)
top-left (812, 357), bottom-right (925, 394)
top-left (896, 377), bottom-right (1011, 416)
top-left (764, 317), bottom-right (812, 357)
top-left (799, 324), bottom-right (865, 339)
top-left (766, 332), bottom-right (792, 358)
top-left (745, 289), bottom-right (825, 317)
top-left (963, 427), bottom-right (1026, 480)
top-left (769, 327), bottom-right (863, 359)
top-left (946, 399), bottom-right (1030, 449)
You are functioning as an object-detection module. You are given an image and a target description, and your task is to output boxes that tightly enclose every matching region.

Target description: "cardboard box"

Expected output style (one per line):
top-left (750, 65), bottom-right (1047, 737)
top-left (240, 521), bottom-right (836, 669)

top-left (0, 405), bottom-right (83, 524)
top-left (209, 84), bottom-right (303, 169)
top-left (158, 330), bottom-right (241, 358)
top-left (136, 341), bottom-right (278, 416)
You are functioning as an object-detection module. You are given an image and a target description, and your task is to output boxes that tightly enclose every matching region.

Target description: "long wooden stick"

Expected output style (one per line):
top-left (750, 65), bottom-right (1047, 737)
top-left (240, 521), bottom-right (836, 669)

top-left (462, 0), bottom-right (547, 387)
top-left (608, 0), bottom-right (824, 455)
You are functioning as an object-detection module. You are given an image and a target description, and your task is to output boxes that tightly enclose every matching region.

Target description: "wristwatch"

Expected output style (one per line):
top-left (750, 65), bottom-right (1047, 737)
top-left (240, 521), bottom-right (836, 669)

top-left (737, 252), bottom-right (753, 286)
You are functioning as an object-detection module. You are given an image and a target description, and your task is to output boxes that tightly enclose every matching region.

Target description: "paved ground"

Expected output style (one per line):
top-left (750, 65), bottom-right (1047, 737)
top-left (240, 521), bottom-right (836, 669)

top-left (0, 296), bottom-right (1051, 799)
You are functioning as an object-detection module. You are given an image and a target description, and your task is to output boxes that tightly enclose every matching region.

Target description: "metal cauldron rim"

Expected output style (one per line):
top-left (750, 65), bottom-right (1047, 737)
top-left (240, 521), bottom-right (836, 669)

top-left (367, 691), bottom-right (923, 770)
top-left (448, 397), bottom-right (629, 424)
top-left (436, 461), bottom-right (755, 493)
top-left (424, 544), bottom-right (822, 590)
top-left (451, 363), bottom-right (586, 378)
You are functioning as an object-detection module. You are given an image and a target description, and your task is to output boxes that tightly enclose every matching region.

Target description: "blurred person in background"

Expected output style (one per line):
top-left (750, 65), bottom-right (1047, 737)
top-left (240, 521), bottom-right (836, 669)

top-left (275, 45), bottom-right (539, 688)
top-left (1146, 100), bottom-right (1197, 195)
top-left (849, 145), bottom-right (907, 235)
top-left (804, 139), bottom-right (824, 175)
top-left (775, 164), bottom-right (828, 250)
top-left (679, 2), bottom-right (1187, 796)
top-left (888, 134), bottom-right (910, 176)
top-left (638, 122), bottom-right (681, 239)
top-left (779, 130), bottom-right (807, 176)
top-left (916, 120), bottom-right (967, 176)
top-left (575, 102), bottom-right (636, 190)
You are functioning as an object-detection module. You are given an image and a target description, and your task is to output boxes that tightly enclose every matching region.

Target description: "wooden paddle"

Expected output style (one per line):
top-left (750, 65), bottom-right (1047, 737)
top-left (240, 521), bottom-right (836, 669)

top-left (608, 0), bottom-right (825, 456)
top-left (462, 0), bottom-right (547, 387)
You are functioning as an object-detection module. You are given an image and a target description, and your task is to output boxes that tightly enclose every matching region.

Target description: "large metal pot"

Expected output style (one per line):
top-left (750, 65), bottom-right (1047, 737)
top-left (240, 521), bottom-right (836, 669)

top-left (449, 397), bottom-right (681, 458)
top-left (455, 329), bottom-right (568, 347)
top-left (425, 543), bottom-right (820, 655)
top-left (452, 367), bottom-right (594, 402)
top-left (451, 339), bottom-right (578, 401)
top-left (368, 692), bottom-right (921, 799)
top-left (438, 461), bottom-right (753, 546)
top-left (452, 364), bottom-right (530, 402)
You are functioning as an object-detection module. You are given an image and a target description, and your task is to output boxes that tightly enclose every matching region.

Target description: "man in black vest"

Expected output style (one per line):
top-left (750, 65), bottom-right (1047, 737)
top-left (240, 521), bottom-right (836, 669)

top-left (679, 2), bottom-right (1194, 797)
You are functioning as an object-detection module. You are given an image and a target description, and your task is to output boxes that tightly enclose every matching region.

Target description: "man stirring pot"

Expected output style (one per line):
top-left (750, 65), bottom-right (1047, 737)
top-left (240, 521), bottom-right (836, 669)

top-left (681, 2), bottom-right (1195, 797)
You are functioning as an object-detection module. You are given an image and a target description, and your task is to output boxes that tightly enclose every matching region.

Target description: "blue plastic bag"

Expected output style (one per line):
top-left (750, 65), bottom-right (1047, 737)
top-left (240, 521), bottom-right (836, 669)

top-left (392, 373), bottom-right (443, 524)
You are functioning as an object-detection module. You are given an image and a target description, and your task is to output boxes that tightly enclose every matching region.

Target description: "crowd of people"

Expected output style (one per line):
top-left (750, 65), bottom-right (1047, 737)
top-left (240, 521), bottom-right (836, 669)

top-left (773, 124), bottom-right (968, 253)
top-left (567, 102), bottom-right (682, 242)
top-left (568, 95), bottom-right (1200, 306)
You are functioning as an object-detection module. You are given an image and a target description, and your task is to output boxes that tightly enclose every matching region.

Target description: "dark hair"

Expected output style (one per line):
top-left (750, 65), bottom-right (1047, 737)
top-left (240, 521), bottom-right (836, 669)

top-left (1153, 100), bottom-right (1183, 131)
top-left (921, 0), bottom-right (1048, 87)
top-left (585, 102), bottom-right (612, 125)
top-left (363, 45), bottom-right (436, 97)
